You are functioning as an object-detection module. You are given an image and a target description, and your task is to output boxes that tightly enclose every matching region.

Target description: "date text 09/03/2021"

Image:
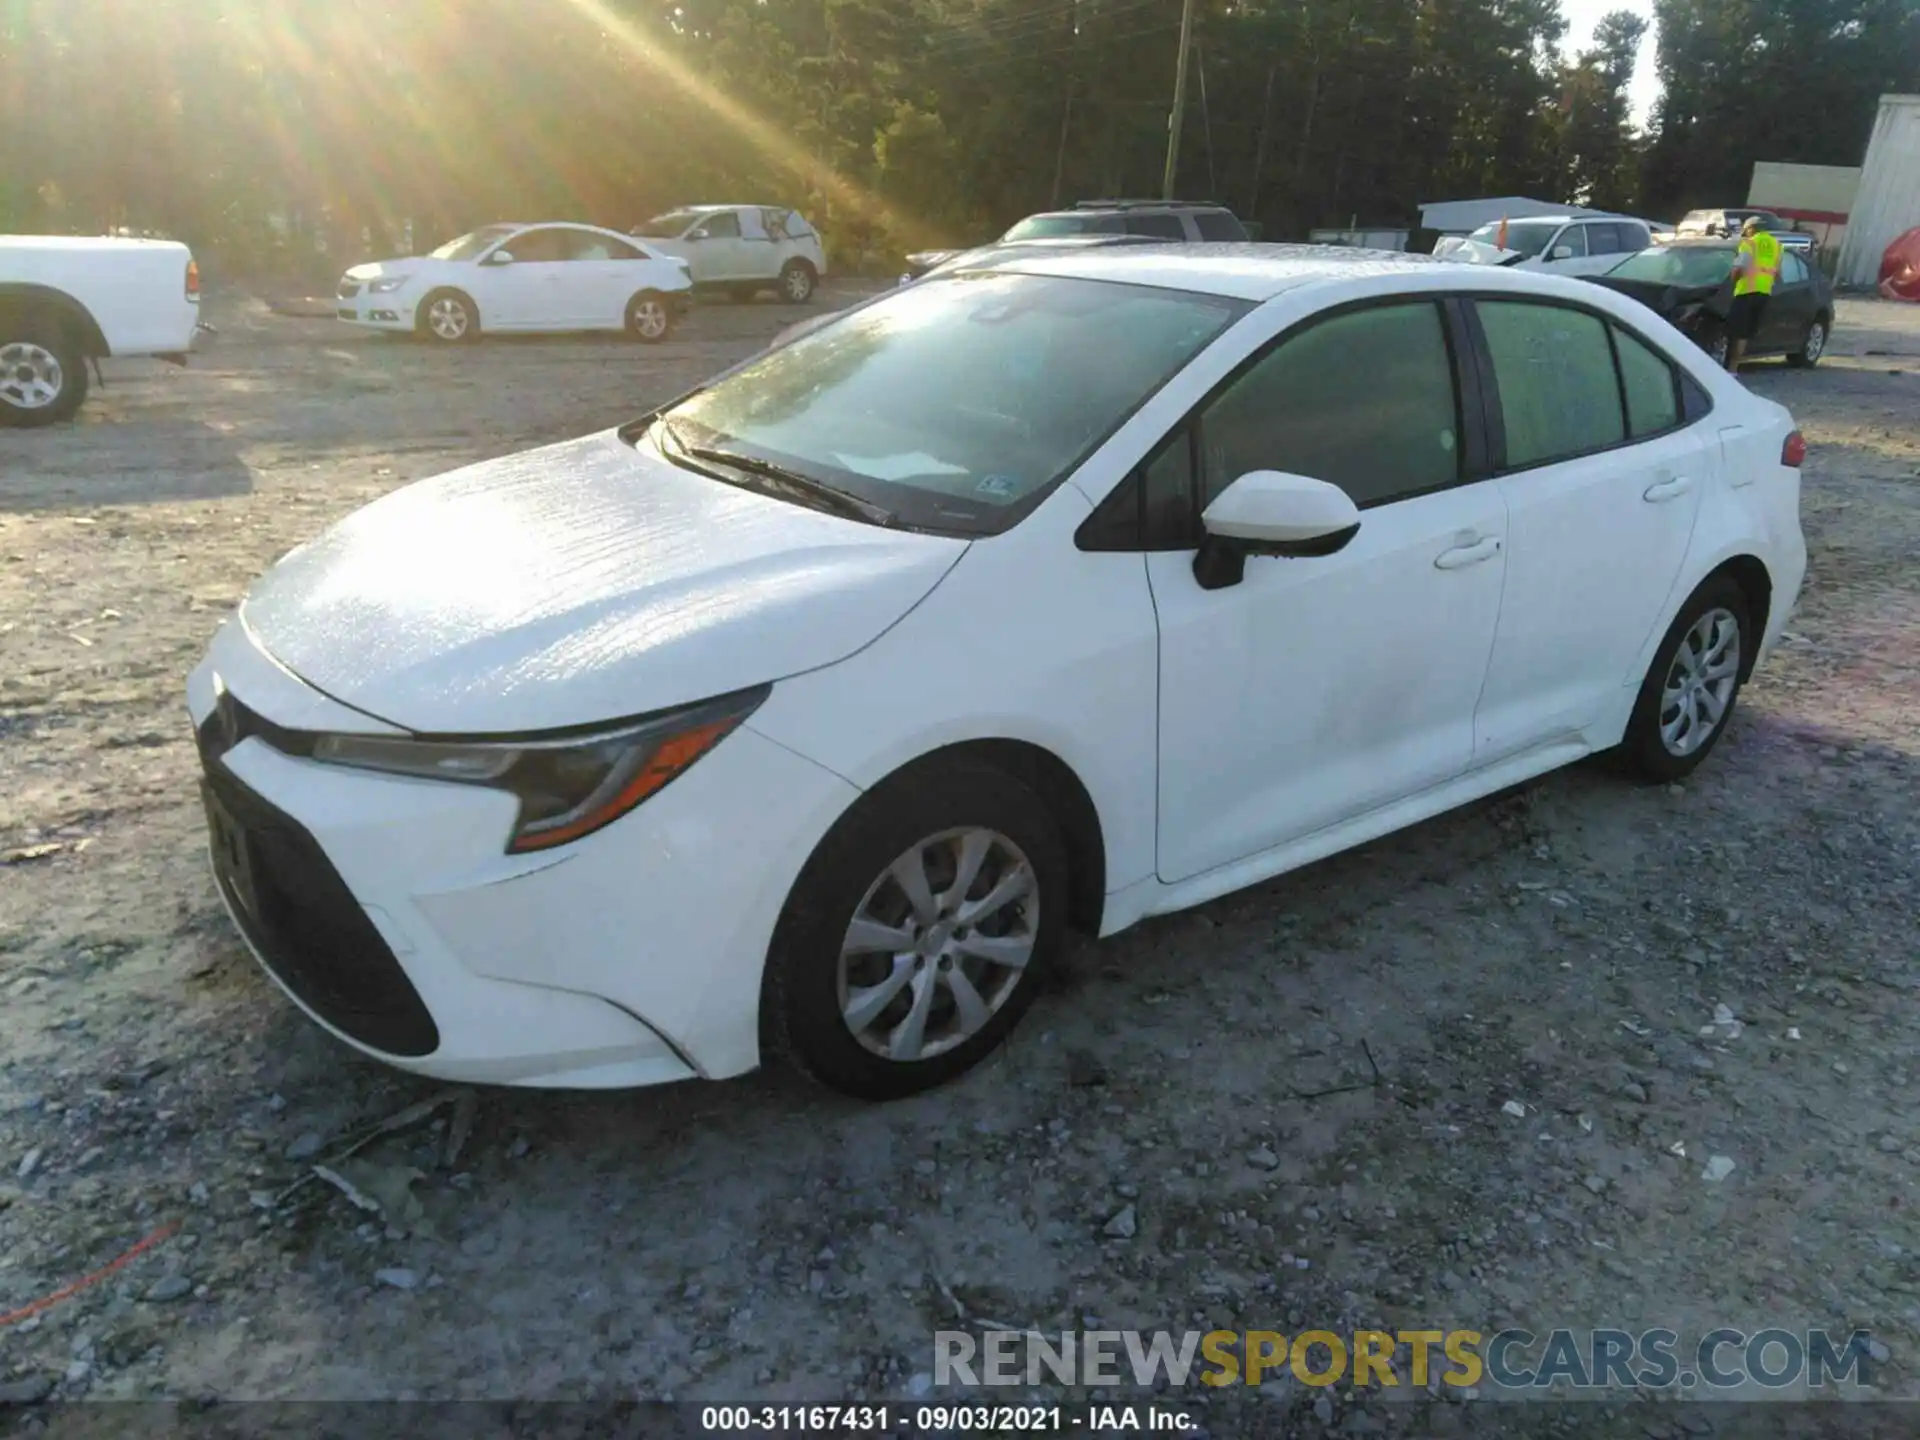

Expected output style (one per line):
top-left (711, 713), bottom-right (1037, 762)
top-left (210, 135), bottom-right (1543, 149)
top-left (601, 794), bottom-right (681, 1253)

top-left (697, 1404), bottom-right (1198, 1433)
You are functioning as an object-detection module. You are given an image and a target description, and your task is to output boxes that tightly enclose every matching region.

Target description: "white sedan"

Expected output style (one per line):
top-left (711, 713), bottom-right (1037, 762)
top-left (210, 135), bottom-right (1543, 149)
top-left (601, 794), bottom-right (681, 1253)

top-left (335, 223), bottom-right (693, 343)
top-left (190, 248), bottom-right (1806, 1099)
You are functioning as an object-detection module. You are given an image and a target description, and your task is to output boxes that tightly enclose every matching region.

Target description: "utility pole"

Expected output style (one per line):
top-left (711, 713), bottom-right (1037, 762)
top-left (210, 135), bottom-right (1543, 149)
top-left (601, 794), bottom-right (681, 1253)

top-left (1053, 0), bottom-right (1077, 207)
top-left (1160, 0), bottom-right (1197, 199)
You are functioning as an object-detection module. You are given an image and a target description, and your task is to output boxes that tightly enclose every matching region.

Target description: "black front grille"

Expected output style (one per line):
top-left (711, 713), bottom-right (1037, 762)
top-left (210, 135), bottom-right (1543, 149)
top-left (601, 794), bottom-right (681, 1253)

top-left (198, 707), bottom-right (439, 1058)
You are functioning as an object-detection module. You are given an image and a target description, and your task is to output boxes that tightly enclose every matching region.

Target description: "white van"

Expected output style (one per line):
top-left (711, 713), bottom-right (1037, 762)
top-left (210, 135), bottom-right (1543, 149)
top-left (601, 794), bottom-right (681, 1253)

top-left (633, 205), bottom-right (827, 302)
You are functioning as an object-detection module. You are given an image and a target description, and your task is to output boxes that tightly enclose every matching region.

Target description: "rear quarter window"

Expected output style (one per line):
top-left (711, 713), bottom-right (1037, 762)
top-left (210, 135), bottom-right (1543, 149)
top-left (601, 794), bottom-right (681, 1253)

top-left (1194, 211), bottom-right (1248, 242)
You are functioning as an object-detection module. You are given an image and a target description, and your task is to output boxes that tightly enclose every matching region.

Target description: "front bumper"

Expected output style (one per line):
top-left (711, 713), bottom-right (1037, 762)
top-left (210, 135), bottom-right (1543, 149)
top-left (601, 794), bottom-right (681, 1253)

top-left (334, 290), bottom-right (416, 330)
top-left (186, 620), bottom-right (858, 1088)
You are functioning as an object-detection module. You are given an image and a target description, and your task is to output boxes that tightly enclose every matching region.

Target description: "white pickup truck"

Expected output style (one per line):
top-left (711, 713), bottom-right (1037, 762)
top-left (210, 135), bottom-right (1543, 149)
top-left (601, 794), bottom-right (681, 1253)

top-left (0, 236), bottom-right (201, 426)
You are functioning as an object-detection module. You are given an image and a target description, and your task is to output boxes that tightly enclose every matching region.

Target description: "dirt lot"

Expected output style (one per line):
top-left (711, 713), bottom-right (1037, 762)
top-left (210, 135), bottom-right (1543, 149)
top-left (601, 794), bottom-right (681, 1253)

top-left (2, 289), bottom-right (1919, 1435)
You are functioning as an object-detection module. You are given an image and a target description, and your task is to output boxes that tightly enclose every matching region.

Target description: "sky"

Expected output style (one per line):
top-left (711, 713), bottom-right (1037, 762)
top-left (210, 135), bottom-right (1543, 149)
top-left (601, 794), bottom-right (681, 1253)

top-left (1563, 0), bottom-right (1661, 126)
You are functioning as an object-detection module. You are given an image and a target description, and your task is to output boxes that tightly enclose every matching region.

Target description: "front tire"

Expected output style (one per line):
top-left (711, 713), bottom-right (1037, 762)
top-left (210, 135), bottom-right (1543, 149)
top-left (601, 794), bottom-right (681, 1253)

top-left (778, 259), bottom-right (817, 304)
top-left (763, 760), bottom-right (1067, 1100)
top-left (625, 291), bottom-right (674, 343)
top-left (0, 315), bottom-right (88, 427)
top-left (1787, 316), bottom-right (1828, 368)
top-left (417, 290), bottom-right (478, 344)
top-left (1618, 575), bottom-right (1751, 783)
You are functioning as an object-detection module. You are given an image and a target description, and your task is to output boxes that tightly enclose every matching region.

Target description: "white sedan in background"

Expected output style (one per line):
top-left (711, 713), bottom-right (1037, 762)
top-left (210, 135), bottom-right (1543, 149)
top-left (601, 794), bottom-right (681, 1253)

top-left (335, 222), bottom-right (693, 343)
top-left (191, 248), bottom-right (1805, 1100)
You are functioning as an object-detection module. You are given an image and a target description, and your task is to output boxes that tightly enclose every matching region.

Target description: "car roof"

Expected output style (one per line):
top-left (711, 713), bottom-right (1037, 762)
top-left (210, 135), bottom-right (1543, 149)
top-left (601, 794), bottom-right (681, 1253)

top-left (975, 242), bottom-right (1445, 300)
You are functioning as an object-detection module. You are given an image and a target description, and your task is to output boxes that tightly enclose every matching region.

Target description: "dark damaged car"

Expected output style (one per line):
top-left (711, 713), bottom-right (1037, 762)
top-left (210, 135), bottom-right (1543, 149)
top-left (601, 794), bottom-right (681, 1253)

top-left (1586, 238), bottom-right (1834, 369)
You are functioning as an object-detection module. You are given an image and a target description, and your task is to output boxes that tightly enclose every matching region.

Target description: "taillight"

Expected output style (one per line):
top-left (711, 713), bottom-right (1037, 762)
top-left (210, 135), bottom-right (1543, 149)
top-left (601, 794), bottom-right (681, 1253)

top-left (185, 259), bottom-right (201, 300)
top-left (1781, 430), bottom-right (1805, 468)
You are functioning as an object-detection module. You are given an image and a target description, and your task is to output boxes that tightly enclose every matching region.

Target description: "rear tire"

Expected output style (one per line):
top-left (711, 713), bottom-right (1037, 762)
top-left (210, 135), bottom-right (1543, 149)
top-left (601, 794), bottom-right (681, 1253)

top-left (779, 259), bottom-right (817, 304)
top-left (1787, 315), bottom-right (1827, 368)
top-left (417, 290), bottom-right (478, 344)
top-left (625, 291), bottom-right (674, 343)
top-left (0, 313), bottom-right (88, 427)
top-left (1617, 574), bottom-right (1751, 783)
top-left (762, 760), bottom-right (1067, 1100)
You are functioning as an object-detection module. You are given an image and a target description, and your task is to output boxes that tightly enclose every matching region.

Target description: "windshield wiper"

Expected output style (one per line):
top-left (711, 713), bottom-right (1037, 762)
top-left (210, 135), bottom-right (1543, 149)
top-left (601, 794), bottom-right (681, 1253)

top-left (657, 421), bottom-right (895, 527)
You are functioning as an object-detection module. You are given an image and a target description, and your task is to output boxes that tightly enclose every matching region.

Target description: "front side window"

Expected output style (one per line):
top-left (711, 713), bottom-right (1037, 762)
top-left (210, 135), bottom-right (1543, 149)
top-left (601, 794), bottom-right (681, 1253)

top-left (430, 226), bottom-right (516, 261)
top-left (1612, 325), bottom-right (1681, 438)
top-left (1194, 211), bottom-right (1248, 242)
top-left (1198, 302), bottom-right (1461, 510)
top-left (1549, 225), bottom-right (1588, 259)
top-left (1478, 301), bottom-right (1624, 468)
top-left (504, 228), bottom-right (570, 263)
top-left (697, 211), bottom-right (742, 239)
top-left (658, 273), bottom-right (1249, 535)
top-left (1125, 214), bottom-right (1187, 239)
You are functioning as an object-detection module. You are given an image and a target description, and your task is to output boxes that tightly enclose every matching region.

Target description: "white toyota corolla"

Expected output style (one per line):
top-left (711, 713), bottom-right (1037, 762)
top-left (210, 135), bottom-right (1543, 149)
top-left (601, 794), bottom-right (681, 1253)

top-left (189, 247), bottom-right (1807, 1100)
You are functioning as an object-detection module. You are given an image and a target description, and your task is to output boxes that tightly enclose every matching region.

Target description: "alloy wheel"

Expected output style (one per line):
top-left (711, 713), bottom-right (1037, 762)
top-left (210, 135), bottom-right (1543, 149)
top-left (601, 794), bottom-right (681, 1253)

top-left (427, 297), bottom-right (469, 341)
top-left (1659, 607), bottom-right (1741, 757)
top-left (1803, 322), bottom-right (1826, 362)
top-left (0, 342), bottom-right (64, 410)
top-left (631, 299), bottom-right (668, 340)
top-left (783, 267), bottom-right (812, 302)
top-left (836, 827), bottom-right (1037, 1063)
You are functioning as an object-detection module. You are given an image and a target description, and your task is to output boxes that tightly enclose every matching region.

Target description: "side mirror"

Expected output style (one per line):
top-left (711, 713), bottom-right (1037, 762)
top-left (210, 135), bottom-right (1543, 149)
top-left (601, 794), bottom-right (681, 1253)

top-left (1550, 244), bottom-right (1575, 261)
top-left (484, 250), bottom-right (515, 266)
top-left (686, 228), bottom-right (710, 242)
top-left (1193, 471), bottom-right (1360, 591)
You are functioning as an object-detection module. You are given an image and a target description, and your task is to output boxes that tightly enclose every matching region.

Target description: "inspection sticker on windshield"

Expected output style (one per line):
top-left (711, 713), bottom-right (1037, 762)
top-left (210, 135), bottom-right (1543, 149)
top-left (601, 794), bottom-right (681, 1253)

top-left (975, 474), bottom-right (1019, 499)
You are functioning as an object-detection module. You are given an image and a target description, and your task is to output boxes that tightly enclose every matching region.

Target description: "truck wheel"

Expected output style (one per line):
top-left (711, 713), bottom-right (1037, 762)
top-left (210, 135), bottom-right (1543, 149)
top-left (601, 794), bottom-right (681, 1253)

top-left (0, 317), bottom-right (88, 427)
top-left (779, 260), bottom-right (817, 304)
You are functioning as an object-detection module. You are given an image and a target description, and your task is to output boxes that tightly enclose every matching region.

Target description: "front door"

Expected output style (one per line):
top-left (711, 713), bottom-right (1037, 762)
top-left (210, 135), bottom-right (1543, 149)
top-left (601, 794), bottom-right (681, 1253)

top-left (1470, 299), bottom-right (1709, 763)
top-left (1150, 298), bottom-right (1510, 883)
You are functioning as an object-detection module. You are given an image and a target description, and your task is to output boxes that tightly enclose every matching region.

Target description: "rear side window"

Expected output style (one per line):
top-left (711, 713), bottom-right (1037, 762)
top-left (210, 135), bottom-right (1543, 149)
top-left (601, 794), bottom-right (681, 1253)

top-left (1612, 326), bottom-right (1680, 438)
top-left (1199, 302), bottom-right (1461, 509)
top-left (1194, 211), bottom-right (1247, 242)
top-left (1478, 301), bottom-right (1624, 467)
top-left (1125, 214), bottom-right (1187, 239)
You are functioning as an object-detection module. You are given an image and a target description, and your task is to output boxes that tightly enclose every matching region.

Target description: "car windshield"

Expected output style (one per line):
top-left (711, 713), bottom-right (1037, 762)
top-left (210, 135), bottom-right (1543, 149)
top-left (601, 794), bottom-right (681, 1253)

top-left (1464, 219), bottom-right (1563, 257)
top-left (1607, 246), bottom-right (1735, 288)
top-left (635, 210), bottom-right (701, 238)
top-left (1000, 215), bottom-right (1097, 241)
top-left (657, 272), bottom-right (1249, 535)
top-left (429, 226), bottom-right (516, 261)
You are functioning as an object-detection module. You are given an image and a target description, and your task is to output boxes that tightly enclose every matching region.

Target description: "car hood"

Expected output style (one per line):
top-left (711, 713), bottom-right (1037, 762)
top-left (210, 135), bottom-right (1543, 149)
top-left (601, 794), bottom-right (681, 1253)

top-left (1586, 275), bottom-right (1726, 315)
top-left (343, 256), bottom-right (443, 281)
top-left (238, 431), bottom-right (968, 734)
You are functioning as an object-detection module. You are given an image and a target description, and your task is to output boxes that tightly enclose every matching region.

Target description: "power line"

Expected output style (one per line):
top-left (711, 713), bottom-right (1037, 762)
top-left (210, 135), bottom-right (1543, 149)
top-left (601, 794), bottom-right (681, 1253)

top-left (922, 0), bottom-right (1169, 54)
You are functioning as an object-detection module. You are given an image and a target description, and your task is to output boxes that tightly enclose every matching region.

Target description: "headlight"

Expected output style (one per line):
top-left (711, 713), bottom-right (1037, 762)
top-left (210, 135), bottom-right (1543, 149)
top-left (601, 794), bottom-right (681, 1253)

top-left (366, 276), bottom-right (411, 294)
top-left (311, 686), bottom-right (768, 853)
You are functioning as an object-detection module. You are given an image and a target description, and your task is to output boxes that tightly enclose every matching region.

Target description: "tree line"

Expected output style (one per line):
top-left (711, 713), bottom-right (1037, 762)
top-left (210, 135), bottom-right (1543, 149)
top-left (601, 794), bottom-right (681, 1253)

top-left (1, 0), bottom-right (1915, 277)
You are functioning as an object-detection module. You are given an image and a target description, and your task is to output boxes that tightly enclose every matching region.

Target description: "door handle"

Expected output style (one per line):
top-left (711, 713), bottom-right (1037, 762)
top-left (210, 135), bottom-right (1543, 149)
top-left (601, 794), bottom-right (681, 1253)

top-left (1434, 536), bottom-right (1501, 570)
top-left (1643, 475), bottom-right (1695, 503)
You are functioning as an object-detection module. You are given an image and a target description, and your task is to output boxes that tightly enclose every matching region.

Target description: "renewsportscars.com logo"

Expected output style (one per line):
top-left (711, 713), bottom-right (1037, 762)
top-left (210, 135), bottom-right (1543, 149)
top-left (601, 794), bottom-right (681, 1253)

top-left (935, 1327), bottom-right (1883, 1393)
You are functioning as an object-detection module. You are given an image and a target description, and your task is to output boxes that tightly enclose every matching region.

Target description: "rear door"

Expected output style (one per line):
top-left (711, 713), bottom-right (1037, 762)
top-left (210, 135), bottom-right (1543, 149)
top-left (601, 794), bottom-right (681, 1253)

top-left (557, 229), bottom-right (651, 329)
top-left (1469, 299), bottom-right (1713, 763)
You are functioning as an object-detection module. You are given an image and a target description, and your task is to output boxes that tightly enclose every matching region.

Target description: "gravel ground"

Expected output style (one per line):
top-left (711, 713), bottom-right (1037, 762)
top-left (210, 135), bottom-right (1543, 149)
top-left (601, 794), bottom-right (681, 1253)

top-left (2, 291), bottom-right (1918, 1436)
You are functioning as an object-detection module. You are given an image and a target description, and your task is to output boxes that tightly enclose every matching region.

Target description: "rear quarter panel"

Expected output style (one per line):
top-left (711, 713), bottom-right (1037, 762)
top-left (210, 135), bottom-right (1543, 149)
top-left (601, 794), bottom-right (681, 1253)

top-left (2, 241), bottom-right (198, 355)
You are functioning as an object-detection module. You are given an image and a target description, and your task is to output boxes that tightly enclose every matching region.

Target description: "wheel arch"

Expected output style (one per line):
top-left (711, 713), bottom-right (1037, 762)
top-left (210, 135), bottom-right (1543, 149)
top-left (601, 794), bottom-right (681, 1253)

top-left (418, 285), bottom-right (480, 334)
top-left (1707, 553), bottom-right (1773, 681)
top-left (792, 738), bottom-right (1109, 940)
top-left (0, 283), bottom-right (111, 357)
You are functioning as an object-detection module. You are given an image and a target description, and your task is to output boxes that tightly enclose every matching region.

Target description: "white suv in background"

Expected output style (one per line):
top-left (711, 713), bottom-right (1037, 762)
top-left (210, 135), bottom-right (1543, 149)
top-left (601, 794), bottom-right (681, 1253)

top-left (1439, 215), bottom-right (1654, 276)
top-left (335, 223), bottom-right (693, 343)
top-left (633, 205), bottom-right (828, 303)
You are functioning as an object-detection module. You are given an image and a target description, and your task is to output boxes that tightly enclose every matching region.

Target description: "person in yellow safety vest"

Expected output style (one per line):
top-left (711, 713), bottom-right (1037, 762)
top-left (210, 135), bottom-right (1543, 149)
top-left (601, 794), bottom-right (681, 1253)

top-left (1724, 217), bottom-right (1782, 373)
